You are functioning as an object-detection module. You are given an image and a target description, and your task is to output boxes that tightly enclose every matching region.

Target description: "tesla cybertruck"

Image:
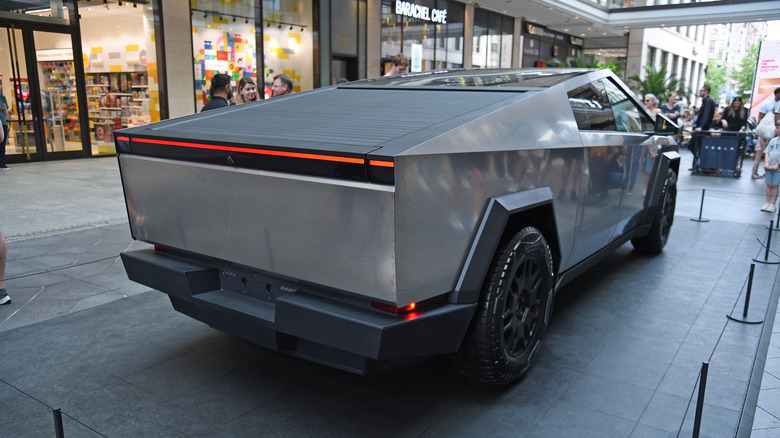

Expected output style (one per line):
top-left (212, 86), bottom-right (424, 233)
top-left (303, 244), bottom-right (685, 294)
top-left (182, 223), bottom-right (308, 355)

top-left (116, 68), bottom-right (679, 384)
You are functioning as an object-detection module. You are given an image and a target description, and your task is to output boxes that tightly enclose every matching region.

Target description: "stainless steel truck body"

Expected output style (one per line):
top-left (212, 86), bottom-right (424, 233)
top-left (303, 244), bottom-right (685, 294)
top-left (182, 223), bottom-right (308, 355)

top-left (117, 68), bottom-right (679, 384)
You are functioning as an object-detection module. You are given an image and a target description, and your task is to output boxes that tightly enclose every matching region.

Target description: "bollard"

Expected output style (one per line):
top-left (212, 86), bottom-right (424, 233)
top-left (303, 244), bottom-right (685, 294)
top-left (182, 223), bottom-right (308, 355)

top-left (754, 220), bottom-right (780, 264)
top-left (690, 189), bottom-right (710, 222)
top-left (53, 408), bottom-right (64, 438)
top-left (693, 362), bottom-right (709, 438)
top-left (727, 263), bottom-right (764, 324)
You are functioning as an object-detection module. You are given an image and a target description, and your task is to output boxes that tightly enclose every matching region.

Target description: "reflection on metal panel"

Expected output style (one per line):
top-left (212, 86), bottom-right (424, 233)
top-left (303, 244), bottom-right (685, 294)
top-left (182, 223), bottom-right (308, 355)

top-left (119, 155), bottom-right (397, 302)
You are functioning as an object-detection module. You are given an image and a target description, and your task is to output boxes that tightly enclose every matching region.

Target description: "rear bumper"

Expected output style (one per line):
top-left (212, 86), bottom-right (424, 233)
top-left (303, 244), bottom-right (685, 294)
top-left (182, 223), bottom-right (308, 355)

top-left (121, 249), bottom-right (476, 373)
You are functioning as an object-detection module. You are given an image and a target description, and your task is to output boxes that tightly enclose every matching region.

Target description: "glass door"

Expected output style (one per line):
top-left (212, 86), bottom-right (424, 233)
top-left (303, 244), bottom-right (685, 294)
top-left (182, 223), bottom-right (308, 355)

top-left (33, 30), bottom-right (82, 154)
top-left (1, 26), bottom-right (38, 162)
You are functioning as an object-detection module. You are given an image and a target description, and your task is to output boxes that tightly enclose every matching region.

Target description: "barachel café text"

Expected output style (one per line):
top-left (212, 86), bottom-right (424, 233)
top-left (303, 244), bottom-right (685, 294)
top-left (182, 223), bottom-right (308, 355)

top-left (395, 0), bottom-right (448, 24)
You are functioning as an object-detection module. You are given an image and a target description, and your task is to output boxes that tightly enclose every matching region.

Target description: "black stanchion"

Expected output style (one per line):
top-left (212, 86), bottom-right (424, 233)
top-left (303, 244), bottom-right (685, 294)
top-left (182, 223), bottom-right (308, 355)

top-left (53, 407), bottom-right (65, 438)
top-left (693, 362), bottom-right (709, 438)
top-left (727, 263), bottom-right (764, 324)
top-left (772, 205), bottom-right (780, 231)
top-left (754, 220), bottom-right (780, 265)
top-left (690, 189), bottom-right (710, 222)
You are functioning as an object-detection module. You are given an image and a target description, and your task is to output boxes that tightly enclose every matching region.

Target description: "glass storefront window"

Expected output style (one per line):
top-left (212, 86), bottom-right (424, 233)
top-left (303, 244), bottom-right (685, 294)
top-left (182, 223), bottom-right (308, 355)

top-left (2, 1), bottom-right (70, 24)
top-left (79, 0), bottom-right (159, 154)
top-left (381, 0), bottom-right (463, 73)
top-left (433, 1), bottom-right (463, 69)
top-left (33, 31), bottom-right (81, 153)
top-left (473, 8), bottom-right (512, 69)
top-left (262, 0), bottom-right (314, 94)
top-left (192, 0), bottom-right (258, 111)
top-left (1, 27), bottom-right (36, 161)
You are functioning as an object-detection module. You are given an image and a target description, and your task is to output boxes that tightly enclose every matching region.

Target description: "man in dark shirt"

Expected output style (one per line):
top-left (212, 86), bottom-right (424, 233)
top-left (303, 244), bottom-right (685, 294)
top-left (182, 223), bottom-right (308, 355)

top-left (694, 85), bottom-right (715, 132)
top-left (201, 74), bottom-right (232, 112)
top-left (691, 85), bottom-right (717, 173)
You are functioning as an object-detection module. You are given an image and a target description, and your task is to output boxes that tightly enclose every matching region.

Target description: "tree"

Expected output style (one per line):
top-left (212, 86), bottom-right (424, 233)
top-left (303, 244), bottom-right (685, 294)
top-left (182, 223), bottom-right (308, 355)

top-left (704, 59), bottom-right (727, 99)
top-left (628, 64), bottom-right (687, 100)
top-left (732, 40), bottom-right (762, 102)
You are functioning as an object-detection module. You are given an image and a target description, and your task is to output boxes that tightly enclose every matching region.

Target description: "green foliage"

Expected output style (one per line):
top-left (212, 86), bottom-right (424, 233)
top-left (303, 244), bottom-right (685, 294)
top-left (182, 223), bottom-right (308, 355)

top-left (704, 60), bottom-right (727, 97)
top-left (732, 40), bottom-right (762, 102)
top-left (547, 51), bottom-right (619, 75)
top-left (628, 64), bottom-right (687, 99)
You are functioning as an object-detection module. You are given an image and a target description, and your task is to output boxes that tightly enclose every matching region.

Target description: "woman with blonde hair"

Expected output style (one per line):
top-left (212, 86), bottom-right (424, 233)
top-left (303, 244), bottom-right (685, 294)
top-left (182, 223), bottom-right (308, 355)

top-left (235, 77), bottom-right (259, 104)
top-left (724, 96), bottom-right (748, 132)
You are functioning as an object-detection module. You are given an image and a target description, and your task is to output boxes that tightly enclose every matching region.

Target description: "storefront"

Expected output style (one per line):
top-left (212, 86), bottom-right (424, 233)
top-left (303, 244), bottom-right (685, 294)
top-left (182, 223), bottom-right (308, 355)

top-left (522, 22), bottom-right (583, 68)
top-left (0, 0), bottom-right (161, 164)
top-left (380, 0), bottom-right (465, 73)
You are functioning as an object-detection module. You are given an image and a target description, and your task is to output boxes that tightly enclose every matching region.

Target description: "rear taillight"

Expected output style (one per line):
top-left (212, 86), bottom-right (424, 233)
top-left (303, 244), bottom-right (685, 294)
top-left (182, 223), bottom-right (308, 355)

top-left (372, 301), bottom-right (416, 314)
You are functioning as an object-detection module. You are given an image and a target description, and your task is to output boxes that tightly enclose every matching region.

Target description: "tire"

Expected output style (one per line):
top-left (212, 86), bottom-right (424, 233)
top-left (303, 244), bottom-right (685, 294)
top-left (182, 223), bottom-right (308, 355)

top-left (631, 168), bottom-right (677, 253)
top-left (453, 227), bottom-right (555, 385)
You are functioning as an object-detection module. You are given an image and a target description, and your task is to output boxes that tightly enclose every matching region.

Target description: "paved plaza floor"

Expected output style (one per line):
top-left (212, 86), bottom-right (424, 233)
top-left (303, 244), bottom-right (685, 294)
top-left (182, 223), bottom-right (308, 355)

top-left (0, 154), bottom-right (779, 437)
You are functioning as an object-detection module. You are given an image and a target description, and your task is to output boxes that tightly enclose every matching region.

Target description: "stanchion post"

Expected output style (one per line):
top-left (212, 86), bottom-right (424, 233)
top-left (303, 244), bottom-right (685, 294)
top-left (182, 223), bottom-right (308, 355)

top-left (727, 263), bottom-right (764, 324)
top-left (691, 189), bottom-right (710, 222)
top-left (53, 407), bottom-right (64, 438)
top-left (766, 220), bottom-right (774, 261)
top-left (693, 362), bottom-right (709, 438)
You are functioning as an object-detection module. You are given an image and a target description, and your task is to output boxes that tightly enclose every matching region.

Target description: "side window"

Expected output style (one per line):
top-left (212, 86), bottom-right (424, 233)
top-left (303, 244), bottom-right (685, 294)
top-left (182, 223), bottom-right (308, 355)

top-left (603, 78), bottom-right (655, 133)
top-left (567, 81), bottom-right (616, 131)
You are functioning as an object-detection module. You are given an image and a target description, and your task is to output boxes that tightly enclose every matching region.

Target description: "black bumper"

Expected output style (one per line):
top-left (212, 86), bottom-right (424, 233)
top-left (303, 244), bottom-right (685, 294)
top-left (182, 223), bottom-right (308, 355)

top-left (121, 249), bottom-right (476, 373)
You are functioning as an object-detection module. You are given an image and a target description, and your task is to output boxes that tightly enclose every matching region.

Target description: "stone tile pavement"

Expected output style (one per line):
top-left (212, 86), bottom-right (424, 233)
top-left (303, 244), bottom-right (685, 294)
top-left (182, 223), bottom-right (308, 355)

top-left (0, 154), bottom-right (779, 437)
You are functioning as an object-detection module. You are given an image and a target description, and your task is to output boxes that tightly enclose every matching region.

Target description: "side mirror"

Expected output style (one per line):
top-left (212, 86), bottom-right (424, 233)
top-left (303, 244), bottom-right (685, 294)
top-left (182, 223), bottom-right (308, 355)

top-left (654, 114), bottom-right (678, 134)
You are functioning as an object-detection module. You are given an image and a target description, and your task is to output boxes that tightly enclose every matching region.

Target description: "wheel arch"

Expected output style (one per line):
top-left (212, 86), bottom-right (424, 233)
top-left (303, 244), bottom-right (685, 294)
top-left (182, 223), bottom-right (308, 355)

top-left (450, 187), bottom-right (561, 305)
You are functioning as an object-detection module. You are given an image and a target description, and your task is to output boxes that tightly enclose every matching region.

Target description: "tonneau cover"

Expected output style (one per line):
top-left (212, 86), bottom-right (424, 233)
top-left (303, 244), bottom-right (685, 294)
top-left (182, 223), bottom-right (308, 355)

top-left (118, 87), bottom-right (531, 157)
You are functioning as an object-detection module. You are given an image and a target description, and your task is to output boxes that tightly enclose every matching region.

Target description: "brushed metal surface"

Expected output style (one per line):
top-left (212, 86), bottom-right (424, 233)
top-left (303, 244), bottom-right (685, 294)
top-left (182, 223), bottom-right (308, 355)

top-left (120, 155), bottom-right (398, 302)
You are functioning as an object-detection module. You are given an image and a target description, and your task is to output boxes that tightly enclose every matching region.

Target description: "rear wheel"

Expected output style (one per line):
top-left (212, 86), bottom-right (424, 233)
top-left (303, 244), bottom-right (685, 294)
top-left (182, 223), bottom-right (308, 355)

top-left (632, 168), bottom-right (677, 253)
top-left (453, 227), bottom-right (554, 385)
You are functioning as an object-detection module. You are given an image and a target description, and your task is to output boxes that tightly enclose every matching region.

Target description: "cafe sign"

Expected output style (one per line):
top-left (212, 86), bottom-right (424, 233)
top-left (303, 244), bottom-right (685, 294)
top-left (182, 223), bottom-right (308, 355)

top-left (395, 1), bottom-right (447, 24)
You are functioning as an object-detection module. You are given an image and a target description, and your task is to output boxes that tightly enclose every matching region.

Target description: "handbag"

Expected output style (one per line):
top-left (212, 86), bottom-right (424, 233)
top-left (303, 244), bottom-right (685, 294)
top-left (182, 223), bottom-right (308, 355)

top-left (756, 107), bottom-right (777, 139)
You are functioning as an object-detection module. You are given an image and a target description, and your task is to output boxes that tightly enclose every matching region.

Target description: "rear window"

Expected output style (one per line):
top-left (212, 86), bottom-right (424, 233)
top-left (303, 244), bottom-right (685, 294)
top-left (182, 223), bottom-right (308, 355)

top-left (357, 69), bottom-right (590, 88)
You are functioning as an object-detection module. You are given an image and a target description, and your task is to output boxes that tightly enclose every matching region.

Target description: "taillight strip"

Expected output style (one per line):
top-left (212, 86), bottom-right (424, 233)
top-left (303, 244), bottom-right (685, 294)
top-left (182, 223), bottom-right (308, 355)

top-left (369, 160), bottom-right (395, 168)
top-left (131, 137), bottom-right (365, 165)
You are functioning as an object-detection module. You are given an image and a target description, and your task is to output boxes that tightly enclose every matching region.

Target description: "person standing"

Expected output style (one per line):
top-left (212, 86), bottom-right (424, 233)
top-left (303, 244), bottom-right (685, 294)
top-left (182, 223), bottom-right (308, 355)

top-left (271, 74), bottom-right (293, 97)
top-left (752, 87), bottom-right (780, 179)
top-left (660, 91), bottom-right (681, 121)
top-left (235, 77), bottom-right (259, 104)
top-left (385, 54), bottom-right (410, 76)
top-left (761, 119), bottom-right (780, 213)
top-left (694, 86), bottom-right (716, 132)
top-left (691, 86), bottom-right (716, 173)
top-left (201, 74), bottom-right (232, 112)
top-left (724, 96), bottom-right (748, 132)
top-left (0, 77), bottom-right (9, 170)
top-left (643, 93), bottom-right (662, 118)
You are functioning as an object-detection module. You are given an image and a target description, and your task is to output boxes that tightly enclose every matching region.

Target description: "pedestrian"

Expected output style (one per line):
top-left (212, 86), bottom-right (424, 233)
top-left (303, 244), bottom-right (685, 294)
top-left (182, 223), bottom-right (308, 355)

top-left (724, 96), bottom-right (748, 132)
top-left (385, 54), bottom-right (410, 76)
top-left (660, 91), bottom-right (681, 121)
top-left (0, 229), bottom-right (9, 305)
top-left (752, 87), bottom-right (780, 179)
top-left (643, 93), bottom-right (661, 118)
top-left (0, 77), bottom-right (9, 170)
top-left (235, 77), bottom-right (259, 104)
top-left (761, 119), bottom-right (780, 213)
top-left (201, 73), bottom-right (232, 112)
top-left (271, 74), bottom-right (293, 97)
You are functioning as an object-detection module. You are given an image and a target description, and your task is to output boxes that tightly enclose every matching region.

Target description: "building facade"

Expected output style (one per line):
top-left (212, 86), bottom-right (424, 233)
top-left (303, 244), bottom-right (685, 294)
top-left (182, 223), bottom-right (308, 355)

top-left (0, 0), bottom-right (766, 164)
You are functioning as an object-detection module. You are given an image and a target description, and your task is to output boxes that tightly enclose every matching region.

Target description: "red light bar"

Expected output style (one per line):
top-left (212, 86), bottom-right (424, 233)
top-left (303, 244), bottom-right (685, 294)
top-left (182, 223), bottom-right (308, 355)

top-left (116, 136), bottom-right (130, 142)
top-left (131, 137), bottom-right (364, 165)
top-left (369, 160), bottom-right (394, 168)
top-left (372, 301), bottom-right (417, 314)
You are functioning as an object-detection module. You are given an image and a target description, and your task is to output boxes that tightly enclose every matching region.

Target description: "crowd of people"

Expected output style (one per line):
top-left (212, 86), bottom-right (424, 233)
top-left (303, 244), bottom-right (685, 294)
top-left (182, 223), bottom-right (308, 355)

top-left (200, 72), bottom-right (294, 112)
top-left (641, 85), bottom-right (780, 213)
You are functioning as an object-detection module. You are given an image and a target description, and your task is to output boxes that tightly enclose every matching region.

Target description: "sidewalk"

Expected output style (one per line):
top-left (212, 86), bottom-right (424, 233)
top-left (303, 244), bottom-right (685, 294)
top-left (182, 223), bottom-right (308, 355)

top-left (0, 155), bottom-right (779, 437)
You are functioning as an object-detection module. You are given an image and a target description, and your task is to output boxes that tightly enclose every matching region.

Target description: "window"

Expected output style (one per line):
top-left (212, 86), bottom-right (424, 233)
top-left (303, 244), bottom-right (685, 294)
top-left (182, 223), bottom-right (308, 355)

top-left (568, 80), bottom-right (615, 131)
top-left (603, 78), bottom-right (654, 133)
